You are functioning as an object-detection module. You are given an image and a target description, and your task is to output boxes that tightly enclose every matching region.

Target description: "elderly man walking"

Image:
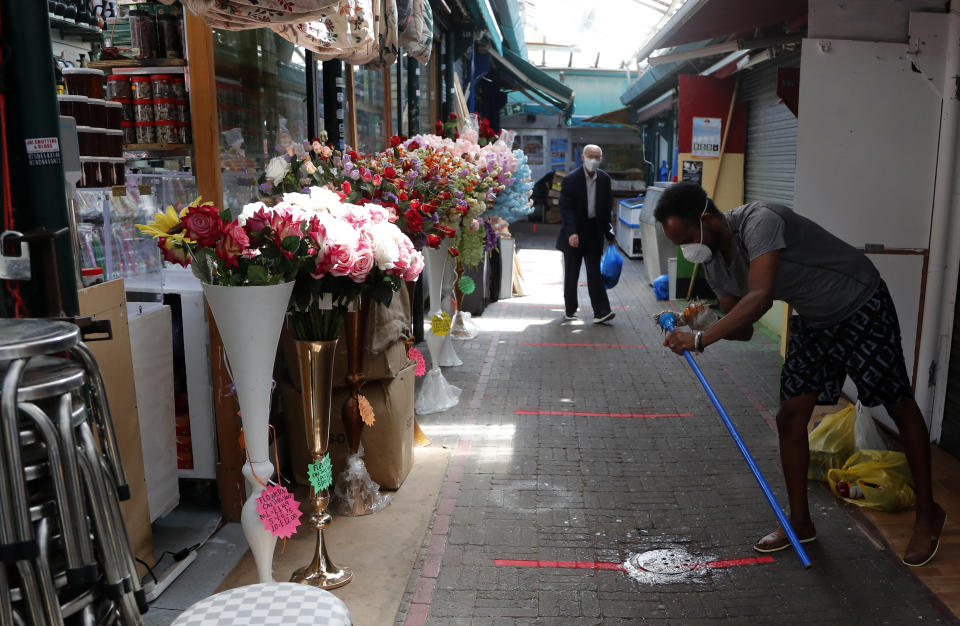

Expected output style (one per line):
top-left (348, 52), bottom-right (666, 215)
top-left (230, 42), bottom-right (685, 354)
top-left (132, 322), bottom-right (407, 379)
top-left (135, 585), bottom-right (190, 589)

top-left (555, 144), bottom-right (616, 324)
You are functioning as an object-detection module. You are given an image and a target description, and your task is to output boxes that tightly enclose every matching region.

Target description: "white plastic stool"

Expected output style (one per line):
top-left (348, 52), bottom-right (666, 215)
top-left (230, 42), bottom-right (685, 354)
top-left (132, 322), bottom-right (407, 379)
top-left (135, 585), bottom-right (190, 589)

top-left (173, 583), bottom-right (352, 626)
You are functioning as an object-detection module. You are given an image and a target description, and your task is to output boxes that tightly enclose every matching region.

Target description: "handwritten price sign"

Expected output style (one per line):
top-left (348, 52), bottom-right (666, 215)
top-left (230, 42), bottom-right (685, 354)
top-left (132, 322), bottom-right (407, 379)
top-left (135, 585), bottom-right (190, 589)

top-left (256, 485), bottom-right (302, 539)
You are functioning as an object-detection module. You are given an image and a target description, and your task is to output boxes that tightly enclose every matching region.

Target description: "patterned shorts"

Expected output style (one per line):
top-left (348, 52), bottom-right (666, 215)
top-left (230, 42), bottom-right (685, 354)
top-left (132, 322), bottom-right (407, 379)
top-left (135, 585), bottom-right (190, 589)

top-left (780, 281), bottom-right (913, 407)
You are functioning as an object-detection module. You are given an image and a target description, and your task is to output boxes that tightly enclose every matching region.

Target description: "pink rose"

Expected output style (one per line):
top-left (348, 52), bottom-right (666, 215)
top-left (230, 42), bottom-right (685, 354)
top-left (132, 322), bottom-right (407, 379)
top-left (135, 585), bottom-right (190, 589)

top-left (350, 241), bottom-right (376, 282)
top-left (181, 203), bottom-right (223, 248)
top-left (243, 207), bottom-right (273, 237)
top-left (275, 218), bottom-right (304, 259)
top-left (403, 251), bottom-right (424, 281)
top-left (216, 219), bottom-right (249, 268)
top-left (327, 243), bottom-right (358, 277)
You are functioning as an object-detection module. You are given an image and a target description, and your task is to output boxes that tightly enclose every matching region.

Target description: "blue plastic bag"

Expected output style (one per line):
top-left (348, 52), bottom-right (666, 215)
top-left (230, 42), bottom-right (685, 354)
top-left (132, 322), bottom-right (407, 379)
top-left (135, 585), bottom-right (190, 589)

top-left (600, 243), bottom-right (623, 289)
top-left (653, 274), bottom-right (669, 300)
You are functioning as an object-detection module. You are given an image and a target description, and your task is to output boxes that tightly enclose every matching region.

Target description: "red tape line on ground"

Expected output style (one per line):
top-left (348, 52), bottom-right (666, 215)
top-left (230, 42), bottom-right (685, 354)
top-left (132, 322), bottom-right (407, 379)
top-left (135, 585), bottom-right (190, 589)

top-left (519, 342), bottom-right (648, 348)
top-left (493, 556), bottom-right (774, 571)
top-left (515, 410), bottom-right (693, 419)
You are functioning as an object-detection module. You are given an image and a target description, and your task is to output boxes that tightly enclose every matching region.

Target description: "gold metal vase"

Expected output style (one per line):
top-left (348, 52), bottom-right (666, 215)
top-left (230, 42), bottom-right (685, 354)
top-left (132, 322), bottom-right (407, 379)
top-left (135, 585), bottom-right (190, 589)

top-left (290, 338), bottom-right (353, 589)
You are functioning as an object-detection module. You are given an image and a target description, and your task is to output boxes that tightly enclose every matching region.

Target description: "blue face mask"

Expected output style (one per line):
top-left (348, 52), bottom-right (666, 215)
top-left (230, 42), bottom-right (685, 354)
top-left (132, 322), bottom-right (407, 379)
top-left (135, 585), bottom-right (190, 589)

top-left (680, 198), bottom-right (713, 264)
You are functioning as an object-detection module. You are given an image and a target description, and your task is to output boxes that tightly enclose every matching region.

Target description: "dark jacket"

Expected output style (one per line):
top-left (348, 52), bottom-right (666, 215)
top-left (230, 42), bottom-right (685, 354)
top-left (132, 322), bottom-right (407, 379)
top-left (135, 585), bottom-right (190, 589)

top-left (555, 167), bottom-right (615, 253)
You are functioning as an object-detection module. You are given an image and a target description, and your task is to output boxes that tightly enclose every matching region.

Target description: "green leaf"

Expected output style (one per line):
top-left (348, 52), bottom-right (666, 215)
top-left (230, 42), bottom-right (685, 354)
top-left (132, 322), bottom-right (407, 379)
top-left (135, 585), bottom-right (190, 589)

top-left (219, 208), bottom-right (232, 222)
top-left (246, 264), bottom-right (269, 285)
top-left (282, 235), bottom-right (302, 253)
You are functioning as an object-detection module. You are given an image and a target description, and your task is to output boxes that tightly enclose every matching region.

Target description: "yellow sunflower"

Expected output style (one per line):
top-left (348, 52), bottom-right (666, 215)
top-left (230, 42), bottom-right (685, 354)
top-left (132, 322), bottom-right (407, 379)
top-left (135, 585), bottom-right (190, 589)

top-left (136, 205), bottom-right (194, 241)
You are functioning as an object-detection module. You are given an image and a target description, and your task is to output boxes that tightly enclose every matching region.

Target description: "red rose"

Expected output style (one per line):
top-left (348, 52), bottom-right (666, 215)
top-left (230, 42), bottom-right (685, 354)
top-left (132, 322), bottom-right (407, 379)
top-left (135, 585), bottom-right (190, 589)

top-left (457, 205), bottom-right (469, 215)
top-left (408, 140), bottom-right (420, 150)
top-left (440, 192), bottom-right (451, 201)
top-left (449, 112), bottom-right (457, 121)
top-left (426, 234), bottom-right (442, 248)
top-left (181, 203), bottom-right (223, 248)
top-left (341, 181), bottom-right (352, 194)
top-left (348, 150), bottom-right (359, 160)
top-left (384, 166), bottom-right (397, 179)
top-left (448, 247), bottom-right (460, 257)
top-left (404, 209), bottom-right (423, 233)
top-left (409, 199), bottom-right (420, 212)
top-left (216, 219), bottom-right (249, 268)
top-left (398, 191), bottom-right (408, 201)
top-left (454, 131), bottom-right (459, 141)
top-left (390, 135), bottom-right (402, 148)
top-left (434, 121), bottom-right (443, 135)
top-left (243, 207), bottom-right (273, 237)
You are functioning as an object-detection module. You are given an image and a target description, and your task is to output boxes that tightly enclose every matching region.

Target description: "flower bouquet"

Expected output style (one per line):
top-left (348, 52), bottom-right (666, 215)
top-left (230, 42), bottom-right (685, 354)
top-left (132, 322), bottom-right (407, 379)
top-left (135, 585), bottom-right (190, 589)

top-left (137, 199), bottom-right (314, 583)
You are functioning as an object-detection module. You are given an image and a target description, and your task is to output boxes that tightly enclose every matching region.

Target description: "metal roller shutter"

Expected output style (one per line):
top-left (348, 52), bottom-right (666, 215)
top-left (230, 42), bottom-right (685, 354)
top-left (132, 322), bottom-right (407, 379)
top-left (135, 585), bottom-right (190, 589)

top-left (740, 53), bottom-right (800, 207)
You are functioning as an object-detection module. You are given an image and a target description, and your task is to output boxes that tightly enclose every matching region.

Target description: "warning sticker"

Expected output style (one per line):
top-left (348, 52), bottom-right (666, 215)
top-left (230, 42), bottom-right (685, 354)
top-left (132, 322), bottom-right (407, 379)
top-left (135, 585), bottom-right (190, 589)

top-left (25, 137), bottom-right (62, 167)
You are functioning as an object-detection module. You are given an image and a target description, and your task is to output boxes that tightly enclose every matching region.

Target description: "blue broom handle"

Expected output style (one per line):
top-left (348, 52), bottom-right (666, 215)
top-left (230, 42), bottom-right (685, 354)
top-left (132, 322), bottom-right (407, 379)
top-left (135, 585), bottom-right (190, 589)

top-left (660, 314), bottom-right (812, 568)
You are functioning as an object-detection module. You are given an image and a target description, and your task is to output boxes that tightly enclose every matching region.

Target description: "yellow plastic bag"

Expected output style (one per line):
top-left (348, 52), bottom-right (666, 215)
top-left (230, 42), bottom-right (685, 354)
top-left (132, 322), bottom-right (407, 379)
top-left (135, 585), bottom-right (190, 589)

top-left (807, 405), bottom-right (856, 482)
top-left (826, 449), bottom-right (916, 512)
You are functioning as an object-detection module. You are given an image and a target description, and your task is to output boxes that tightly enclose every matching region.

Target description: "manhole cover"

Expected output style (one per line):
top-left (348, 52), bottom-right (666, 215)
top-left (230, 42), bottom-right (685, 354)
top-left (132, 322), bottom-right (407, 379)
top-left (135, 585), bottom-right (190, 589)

top-left (623, 547), bottom-right (712, 584)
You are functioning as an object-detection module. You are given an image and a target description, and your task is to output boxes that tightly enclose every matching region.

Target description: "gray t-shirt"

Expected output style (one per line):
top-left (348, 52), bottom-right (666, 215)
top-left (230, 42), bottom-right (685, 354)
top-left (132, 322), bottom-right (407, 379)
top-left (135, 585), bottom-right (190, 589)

top-left (703, 202), bottom-right (881, 327)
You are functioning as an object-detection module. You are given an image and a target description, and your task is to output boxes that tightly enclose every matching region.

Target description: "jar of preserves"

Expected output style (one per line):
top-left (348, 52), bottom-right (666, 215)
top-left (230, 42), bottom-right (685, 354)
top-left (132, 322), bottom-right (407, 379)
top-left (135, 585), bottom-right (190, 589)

top-left (158, 12), bottom-right (183, 58)
top-left (174, 100), bottom-right (189, 123)
top-left (106, 74), bottom-right (131, 100)
top-left (111, 158), bottom-right (126, 186)
top-left (104, 129), bottom-right (123, 157)
top-left (105, 101), bottom-right (123, 129)
top-left (150, 74), bottom-right (172, 99)
top-left (88, 98), bottom-right (107, 129)
top-left (62, 68), bottom-right (105, 98)
top-left (153, 98), bottom-right (176, 121)
top-left (115, 98), bottom-right (134, 122)
top-left (57, 95), bottom-right (91, 126)
top-left (76, 126), bottom-right (97, 157)
top-left (79, 157), bottom-right (101, 188)
top-left (130, 76), bottom-right (152, 100)
top-left (170, 76), bottom-right (187, 100)
top-left (135, 121), bottom-right (156, 144)
top-left (121, 121), bottom-right (136, 145)
top-left (133, 99), bottom-right (155, 123)
top-left (155, 120), bottom-right (179, 144)
top-left (177, 121), bottom-right (192, 145)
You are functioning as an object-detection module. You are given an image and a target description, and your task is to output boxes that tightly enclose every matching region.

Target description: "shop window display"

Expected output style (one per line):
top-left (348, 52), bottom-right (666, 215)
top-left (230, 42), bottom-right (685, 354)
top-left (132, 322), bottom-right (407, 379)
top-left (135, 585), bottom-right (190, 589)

top-left (349, 65), bottom-right (386, 155)
top-left (213, 29), bottom-right (310, 213)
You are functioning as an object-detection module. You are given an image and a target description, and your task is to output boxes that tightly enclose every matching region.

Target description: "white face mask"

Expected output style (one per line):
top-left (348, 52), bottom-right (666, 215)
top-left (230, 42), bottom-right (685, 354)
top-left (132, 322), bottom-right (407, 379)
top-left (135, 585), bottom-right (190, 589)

top-left (583, 157), bottom-right (600, 172)
top-left (680, 198), bottom-right (713, 264)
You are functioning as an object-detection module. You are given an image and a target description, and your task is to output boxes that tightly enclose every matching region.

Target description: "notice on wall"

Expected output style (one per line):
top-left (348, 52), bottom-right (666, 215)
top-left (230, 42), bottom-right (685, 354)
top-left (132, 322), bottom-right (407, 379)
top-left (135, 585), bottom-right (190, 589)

top-left (691, 117), bottom-right (721, 158)
top-left (522, 135), bottom-right (544, 166)
top-left (550, 138), bottom-right (568, 169)
top-left (682, 160), bottom-right (703, 185)
top-left (25, 137), bottom-right (62, 167)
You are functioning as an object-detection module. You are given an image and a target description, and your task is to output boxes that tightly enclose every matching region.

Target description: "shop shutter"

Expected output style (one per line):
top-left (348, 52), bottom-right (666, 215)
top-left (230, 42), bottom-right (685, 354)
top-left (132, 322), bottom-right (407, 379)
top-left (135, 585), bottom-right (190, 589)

top-left (740, 54), bottom-right (799, 207)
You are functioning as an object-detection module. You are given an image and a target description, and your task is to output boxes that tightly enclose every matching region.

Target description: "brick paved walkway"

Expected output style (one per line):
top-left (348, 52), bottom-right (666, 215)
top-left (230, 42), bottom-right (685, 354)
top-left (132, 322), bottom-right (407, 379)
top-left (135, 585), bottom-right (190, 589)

top-left (397, 223), bottom-right (956, 625)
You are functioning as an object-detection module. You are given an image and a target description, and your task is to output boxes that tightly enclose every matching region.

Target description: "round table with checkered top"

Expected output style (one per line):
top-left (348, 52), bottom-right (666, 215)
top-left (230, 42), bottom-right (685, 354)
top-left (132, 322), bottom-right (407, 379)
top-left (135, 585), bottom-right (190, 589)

top-left (173, 583), bottom-right (351, 625)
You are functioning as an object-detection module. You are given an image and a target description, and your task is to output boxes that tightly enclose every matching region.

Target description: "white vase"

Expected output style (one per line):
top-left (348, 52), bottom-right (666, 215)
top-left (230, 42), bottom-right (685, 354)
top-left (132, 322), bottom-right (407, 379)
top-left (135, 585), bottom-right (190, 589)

top-left (417, 244), bottom-right (460, 414)
top-left (202, 280), bottom-right (295, 584)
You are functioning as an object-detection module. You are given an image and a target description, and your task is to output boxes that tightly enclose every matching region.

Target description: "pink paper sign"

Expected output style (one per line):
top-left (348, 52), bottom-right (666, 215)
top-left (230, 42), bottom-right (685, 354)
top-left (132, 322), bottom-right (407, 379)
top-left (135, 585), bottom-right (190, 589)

top-left (408, 347), bottom-right (427, 376)
top-left (256, 484), bottom-right (302, 539)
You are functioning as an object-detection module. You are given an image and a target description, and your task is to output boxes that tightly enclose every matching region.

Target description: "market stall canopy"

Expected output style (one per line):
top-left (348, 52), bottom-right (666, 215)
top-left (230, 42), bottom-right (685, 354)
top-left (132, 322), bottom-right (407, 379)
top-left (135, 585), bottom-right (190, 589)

top-left (490, 48), bottom-right (575, 119)
top-left (583, 107), bottom-right (634, 127)
top-left (462, 0), bottom-right (504, 55)
top-left (633, 0), bottom-right (806, 63)
top-left (489, 0), bottom-right (526, 57)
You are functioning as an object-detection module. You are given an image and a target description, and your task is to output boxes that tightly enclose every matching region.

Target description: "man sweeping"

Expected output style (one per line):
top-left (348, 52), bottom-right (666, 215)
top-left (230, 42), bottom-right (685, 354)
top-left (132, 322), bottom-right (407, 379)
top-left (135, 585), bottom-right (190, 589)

top-left (654, 182), bottom-right (945, 567)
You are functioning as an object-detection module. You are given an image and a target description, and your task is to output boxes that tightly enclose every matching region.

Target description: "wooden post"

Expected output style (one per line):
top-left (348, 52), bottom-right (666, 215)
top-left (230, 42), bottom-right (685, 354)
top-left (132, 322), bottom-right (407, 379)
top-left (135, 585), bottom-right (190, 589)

top-left (383, 67), bottom-right (393, 142)
top-left (185, 13), bottom-right (243, 520)
top-left (345, 64), bottom-right (359, 149)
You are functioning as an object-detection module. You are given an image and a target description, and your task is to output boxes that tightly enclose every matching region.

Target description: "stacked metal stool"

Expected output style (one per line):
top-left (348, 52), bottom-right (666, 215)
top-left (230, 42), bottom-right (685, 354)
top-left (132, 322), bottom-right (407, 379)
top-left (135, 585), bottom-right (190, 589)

top-left (0, 319), bottom-right (146, 625)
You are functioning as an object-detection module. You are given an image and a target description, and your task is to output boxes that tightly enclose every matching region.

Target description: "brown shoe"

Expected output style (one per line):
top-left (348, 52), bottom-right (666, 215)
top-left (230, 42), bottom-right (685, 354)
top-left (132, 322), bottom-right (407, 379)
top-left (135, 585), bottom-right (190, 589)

top-left (754, 525), bottom-right (817, 553)
top-left (902, 506), bottom-right (947, 567)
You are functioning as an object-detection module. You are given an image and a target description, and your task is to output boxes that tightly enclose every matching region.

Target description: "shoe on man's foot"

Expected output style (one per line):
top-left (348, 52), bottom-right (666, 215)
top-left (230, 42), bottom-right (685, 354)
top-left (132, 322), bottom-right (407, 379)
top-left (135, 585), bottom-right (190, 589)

top-left (563, 311), bottom-right (577, 321)
top-left (593, 311), bottom-right (615, 324)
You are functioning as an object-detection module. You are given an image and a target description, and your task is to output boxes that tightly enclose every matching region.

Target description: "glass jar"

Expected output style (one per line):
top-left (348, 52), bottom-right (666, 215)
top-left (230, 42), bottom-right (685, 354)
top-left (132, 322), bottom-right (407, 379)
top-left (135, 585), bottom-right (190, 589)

top-left (116, 98), bottom-right (134, 122)
top-left (133, 98), bottom-right (155, 123)
top-left (170, 76), bottom-right (187, 100)
top-left (128, 10), bottom-right (158, 60)
top-left (88, 98), bottom-right (107, 129)
top-left (155, 120), bottom-right (179, 144)
top-left (111, 158), bottom-right (126, 186)
top-left (57, 95), bottom-right (91, 126)
top-left (158, 12), bottom-right (183, 58)
top-left (106, 74), bottom-right (131, 100)
top-left (62, 68), bottom-right (105, 98)
top-left (178, 121), bottom-right (192, 145)
top-left (135, 121), bottom-right (156, 144)
top-left (153, 98), bottom-right (176, 121)
top-left (105, 101), bottom-right (123, 129)
top-left (105, 129), bottom-right (123, 157)
top-left (130, 76), bottom-right (152, 100)
top-left (174, 100), bottom-right (189, 123)
top-left (90, 128), bottom-right (108, 157)
top-left (98, 160), bottom-right (115, 187)
top-left (150, 74), bottom-right (172, 99)
top-left (121, 121), bottom-right (136, 145)
top-left (76, 126), bottom-right (97, 157)
top-left (80, 157), bottom-right (101, 188)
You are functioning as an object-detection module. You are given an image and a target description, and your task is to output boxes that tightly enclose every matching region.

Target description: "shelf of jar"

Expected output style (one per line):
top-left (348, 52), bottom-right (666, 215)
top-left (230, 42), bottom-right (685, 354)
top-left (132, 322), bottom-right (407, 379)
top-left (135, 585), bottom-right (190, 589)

top-left (49, 13), bottom-right (104, 41)
top-left (123, 143), bottom-right (193, 154)
top-left (88, 58), bottom-right (187, 71)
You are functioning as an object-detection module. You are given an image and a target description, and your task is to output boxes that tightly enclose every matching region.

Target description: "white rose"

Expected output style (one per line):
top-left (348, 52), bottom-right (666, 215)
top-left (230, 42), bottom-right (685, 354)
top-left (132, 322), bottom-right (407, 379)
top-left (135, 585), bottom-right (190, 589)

top-left (265, 156), bottom-right (291, 184)
top-left (371, 222), bottom-right (402, 269)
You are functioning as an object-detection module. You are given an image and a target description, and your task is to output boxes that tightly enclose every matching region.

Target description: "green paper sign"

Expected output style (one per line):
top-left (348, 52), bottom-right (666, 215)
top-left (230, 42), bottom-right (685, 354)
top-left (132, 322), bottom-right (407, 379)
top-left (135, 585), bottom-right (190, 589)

top-left (458, 276), bottom-right (476, 295)
top-left (308, 454), bottom-right (333, 492)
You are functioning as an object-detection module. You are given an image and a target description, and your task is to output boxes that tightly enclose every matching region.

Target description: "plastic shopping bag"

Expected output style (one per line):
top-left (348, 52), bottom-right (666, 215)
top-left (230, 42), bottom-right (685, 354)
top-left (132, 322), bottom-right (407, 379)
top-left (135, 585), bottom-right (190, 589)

top-left (827, 449), bottom-right (916, 512)
top-left (600, 243), bottom-right (623, 289)
top-left (807, 405), bottom-right (856, 481)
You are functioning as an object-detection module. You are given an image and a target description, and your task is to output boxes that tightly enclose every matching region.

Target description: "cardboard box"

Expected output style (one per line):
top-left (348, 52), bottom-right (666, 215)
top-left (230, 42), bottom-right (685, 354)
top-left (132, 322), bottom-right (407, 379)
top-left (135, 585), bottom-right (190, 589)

top-left (282, 332), bottom-right (413, 392)
top-left (284, 361), bottom-right (416, 490)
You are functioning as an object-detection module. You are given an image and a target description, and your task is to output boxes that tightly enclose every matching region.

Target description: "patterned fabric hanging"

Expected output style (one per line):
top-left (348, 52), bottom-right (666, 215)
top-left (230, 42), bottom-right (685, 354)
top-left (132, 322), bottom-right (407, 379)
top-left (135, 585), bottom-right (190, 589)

top-left (270, 0), bottom-right (375, 59)
top-left (398, 0), bottom-right (432, 64)
top-left (182, 0), bottom-right (340, 29)
top-left (396, 0), bottom-right (412, 33)
top-left (364, 0), bottom-right (399, 69)
top-left (339, 0), bottom-right (382, 65)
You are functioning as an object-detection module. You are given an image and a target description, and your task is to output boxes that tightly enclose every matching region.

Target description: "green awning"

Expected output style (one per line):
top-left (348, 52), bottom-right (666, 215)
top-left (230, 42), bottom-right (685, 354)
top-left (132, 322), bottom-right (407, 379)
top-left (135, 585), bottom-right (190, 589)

top-left (463, 0), bottom-right (504, 55)
top-left (490, 48), bottom-right (575, 118)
